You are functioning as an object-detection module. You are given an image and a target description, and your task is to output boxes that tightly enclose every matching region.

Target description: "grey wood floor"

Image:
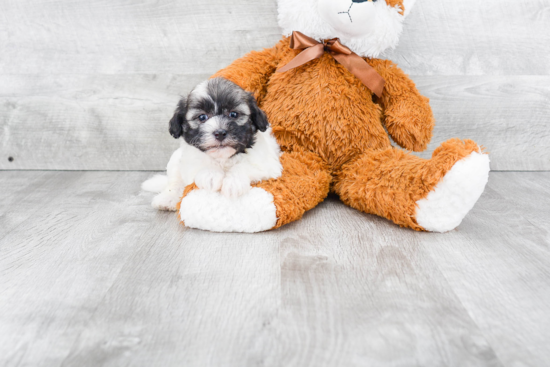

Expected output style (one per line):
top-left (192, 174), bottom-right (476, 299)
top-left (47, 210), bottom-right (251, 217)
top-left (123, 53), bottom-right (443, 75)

top-left (0, 171), bottom-right (549, 367)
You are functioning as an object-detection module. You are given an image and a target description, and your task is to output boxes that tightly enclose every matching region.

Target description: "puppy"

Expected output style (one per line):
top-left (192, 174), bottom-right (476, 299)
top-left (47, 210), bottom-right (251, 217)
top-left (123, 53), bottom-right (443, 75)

top-left (142, 78), bottom-right (283, 211)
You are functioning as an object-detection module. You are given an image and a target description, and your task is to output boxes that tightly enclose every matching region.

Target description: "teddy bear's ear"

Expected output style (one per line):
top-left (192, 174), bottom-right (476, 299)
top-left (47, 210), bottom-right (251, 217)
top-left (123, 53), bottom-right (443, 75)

top-left (402, 0), bottom-right (417, 18)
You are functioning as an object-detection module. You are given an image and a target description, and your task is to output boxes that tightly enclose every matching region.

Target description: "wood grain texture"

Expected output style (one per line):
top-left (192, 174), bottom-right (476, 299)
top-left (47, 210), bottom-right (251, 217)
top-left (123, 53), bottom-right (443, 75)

top-left (0, 0), bottom-right (549, 171)
top-left (1, 171), bottom-right (549, 366)
top-left (387, 0), bottom-right (550, 76)
top-left (0, 74), bottom-right (186, 171)
top-left (0, 171), bottom-right (86, 238)
top-left (416, 172), bottom-right (550, 367)
top-left (413, 76), bottom-right (550, 169)
top-left (0, 171), bottom-right (159, 366)
top-left (0, 0), bottom-right (547, 75)
top-left (0, 0), bottom-right (281, 75)
top-left (1, 74), bottom-right (548, 170)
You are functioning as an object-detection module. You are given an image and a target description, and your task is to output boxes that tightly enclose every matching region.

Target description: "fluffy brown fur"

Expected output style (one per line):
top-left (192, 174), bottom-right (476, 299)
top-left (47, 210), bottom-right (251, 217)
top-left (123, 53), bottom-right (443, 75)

top-left (335, 139), bottom-right (483, 230)
top-left (178, 36), bottom-right (483, 231)
top-left (254, 151), bottom-right (332, 229)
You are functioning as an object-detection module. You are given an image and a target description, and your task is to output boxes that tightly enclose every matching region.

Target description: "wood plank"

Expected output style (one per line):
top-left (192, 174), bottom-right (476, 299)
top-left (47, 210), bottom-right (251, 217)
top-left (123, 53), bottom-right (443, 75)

top-left (60, 222), bottom-right (282, 367)
top-left (0, 171), bottom-right (46, 205)
top-left (0, 171), bottom-right (87, 239)
top-left (1, 0), bottom-right (548, 171)
top-left (0, 171), bottom-right (513, 366)
top-left (60, 197), bottom-right (504, 366)
top-left (417, 172), bottom-right (550, 367)
top-left (388, 0), bottom-right (550, 76)
top-left (0, 0), bottom-right (547, 76)
top-left (0, 0), bottom-right (281, 75)
top-left (486, 172), bottom-right (550, 233)
top-left (0, 171), bottom-right (158, 367)
top-left (255, 199), bottom-right (502, 367)
top-left (1, 74), bottom-right (549, 171)
top-left (0, 74), bottom-right (185, 171)
top-left (413, 76), bottom-right (550, 170)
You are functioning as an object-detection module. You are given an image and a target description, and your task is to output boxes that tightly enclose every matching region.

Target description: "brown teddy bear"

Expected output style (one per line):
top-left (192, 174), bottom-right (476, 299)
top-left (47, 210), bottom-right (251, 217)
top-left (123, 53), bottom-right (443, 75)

top-left (175, 0), bottom-right (490, 233)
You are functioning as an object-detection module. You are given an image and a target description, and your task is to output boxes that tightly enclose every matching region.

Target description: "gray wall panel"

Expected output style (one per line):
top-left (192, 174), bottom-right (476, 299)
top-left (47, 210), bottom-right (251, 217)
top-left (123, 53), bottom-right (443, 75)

top-left (0, 0), bottom-right (548, 170)
top-left (1, 74), bottom-right (548, 170)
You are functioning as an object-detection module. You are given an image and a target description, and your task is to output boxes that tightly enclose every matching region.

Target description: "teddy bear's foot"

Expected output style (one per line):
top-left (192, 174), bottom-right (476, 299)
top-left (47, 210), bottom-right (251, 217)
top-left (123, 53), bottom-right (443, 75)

top-left (335, 139), bottom-right (490, 232)
top-left (179, 187), bottom-right (278, 233)
top-left (415, 151), bottom-right (490, 232)
top-left (178, 151), bottom-right (332, 233)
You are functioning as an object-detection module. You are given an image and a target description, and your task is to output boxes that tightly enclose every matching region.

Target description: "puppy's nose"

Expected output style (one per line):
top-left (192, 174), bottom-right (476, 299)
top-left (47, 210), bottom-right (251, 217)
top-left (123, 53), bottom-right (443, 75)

top-left (214, 129), bottom-right (227, 142)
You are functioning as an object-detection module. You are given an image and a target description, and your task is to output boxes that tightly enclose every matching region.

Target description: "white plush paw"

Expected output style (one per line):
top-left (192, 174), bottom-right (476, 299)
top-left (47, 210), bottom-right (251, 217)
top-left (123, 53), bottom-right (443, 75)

top-left (221, 173), bottom-right (251, 198)
top-left (194, 168), bottom-right (225, 192)
top-left (152, 190), bottom-right (183, 212)
top-left (179, 188), bottom-right (278, 233)
top-left (415, 152), bottom-right (490, 233)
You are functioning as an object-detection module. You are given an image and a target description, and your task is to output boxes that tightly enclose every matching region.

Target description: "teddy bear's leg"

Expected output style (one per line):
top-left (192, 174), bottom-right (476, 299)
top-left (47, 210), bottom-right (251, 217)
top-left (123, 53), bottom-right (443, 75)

top-left (177, 151), bottom-right (332, 233)
top-left (334, 139), bottom-right (490, 232)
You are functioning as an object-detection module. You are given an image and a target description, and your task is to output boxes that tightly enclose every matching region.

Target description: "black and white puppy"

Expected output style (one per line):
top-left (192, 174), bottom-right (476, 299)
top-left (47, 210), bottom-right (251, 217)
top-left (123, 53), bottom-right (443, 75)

top-left (143, 78), bottom-right (283, 211)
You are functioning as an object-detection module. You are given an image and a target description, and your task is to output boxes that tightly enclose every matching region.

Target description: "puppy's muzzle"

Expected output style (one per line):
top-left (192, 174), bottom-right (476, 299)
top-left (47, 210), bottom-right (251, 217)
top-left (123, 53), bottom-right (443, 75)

top-left (214, 129), bottom-right (228, 142)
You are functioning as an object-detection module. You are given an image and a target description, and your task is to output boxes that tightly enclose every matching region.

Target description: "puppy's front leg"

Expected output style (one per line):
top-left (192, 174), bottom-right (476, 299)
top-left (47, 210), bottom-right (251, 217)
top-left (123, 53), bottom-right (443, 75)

top-left (152, 149), bottom-right (186, 211)
top-left (195, 167), bottom-right (225, 192)
top-left (222, 162), bottom-right (256, 198)
top-left (221, 172), bottom-right (251, 198)
top-left (152, 169), bottom-right (185, 211)
top-left (152, 185), bottom-right (185, 211)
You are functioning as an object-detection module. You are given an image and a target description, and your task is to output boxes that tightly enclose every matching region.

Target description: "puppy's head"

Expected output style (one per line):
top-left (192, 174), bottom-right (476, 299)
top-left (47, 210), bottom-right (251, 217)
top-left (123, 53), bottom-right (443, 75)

top-left (169, 78), bottom-right (269, 160)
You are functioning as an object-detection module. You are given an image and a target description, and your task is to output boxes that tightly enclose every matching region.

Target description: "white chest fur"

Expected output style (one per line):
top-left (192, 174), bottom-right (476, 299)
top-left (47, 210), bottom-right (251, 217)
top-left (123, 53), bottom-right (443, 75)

top-left (170, 127), bottom-right (283, 188)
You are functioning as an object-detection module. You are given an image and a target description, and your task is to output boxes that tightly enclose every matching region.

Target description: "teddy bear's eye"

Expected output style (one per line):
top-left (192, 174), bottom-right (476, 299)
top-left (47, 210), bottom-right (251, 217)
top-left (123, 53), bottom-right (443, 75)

top-left (198, 114), bottom-right (209, 122)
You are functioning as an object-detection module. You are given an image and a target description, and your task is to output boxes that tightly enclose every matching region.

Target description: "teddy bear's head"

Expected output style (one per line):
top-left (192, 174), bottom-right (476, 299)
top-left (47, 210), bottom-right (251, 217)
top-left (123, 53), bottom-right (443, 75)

top-left (277, 0), bottom-right (416, 58)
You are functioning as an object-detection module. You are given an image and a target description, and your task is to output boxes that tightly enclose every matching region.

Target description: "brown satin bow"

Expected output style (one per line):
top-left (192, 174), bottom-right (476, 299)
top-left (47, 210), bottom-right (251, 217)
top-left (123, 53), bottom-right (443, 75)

top-left (277, 31), bottom-right (385, 98)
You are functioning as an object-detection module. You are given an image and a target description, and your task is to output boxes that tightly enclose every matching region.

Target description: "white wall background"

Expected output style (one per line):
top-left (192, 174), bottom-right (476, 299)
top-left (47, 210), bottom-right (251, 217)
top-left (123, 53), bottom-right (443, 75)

top-left (1, 0), bottom-right (549, 170)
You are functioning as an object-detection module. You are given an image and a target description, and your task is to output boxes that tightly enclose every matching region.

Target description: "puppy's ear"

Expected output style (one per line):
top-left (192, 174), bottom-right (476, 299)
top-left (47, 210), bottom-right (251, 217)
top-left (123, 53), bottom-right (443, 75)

top-left (169, 99), bottom-right (187, 139)
top-left (248, 94), bottom-right (269, 132)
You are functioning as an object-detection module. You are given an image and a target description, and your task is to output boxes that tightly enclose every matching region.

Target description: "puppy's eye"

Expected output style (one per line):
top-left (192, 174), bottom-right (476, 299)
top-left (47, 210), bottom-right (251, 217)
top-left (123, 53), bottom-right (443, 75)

top-left (198, 114), bottom-right (209, 122)
top-left (229, 112), bottom-right (239, 119)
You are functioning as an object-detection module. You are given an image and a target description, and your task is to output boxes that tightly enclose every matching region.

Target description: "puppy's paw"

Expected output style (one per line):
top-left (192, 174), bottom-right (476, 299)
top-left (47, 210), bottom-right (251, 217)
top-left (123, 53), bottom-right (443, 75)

top-left (152, 190), bottom-right (182, 211)
top-left (195, 168), bottom-right (225, 192)
top-left (221, 173), bottom-right (251, 198)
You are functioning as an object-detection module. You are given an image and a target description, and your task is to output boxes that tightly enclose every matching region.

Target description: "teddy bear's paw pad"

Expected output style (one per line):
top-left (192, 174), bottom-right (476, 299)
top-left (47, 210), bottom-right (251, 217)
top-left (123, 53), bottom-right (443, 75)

top-left (152, 191), bottom-right (182, 212)
top-left (415, 152), bottom-right (490, 233)
top-left (179, 187), bottom-right (277, 233)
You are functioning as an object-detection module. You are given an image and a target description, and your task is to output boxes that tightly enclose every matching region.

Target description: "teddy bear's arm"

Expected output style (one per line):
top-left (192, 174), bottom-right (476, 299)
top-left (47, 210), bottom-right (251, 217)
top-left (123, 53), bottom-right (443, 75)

top-left (372, 60), bottom-right (435, 152)
top-left (211, 42), bottom-right (284, 103)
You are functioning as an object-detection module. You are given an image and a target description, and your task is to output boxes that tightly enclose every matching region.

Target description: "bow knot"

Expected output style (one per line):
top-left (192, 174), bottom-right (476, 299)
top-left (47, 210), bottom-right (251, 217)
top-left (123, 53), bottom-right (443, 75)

top-left (277, 31), bottom-right (385, 98)
top-left (323, 38), bottom-right (352, 55)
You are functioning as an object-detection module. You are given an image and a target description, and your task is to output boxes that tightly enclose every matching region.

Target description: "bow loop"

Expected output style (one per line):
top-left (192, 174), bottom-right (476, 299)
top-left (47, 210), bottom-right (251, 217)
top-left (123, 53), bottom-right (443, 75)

top-left (289, 31), bottom-right (319, 50)
top-left (277, 31), bottom-right (385, 98)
